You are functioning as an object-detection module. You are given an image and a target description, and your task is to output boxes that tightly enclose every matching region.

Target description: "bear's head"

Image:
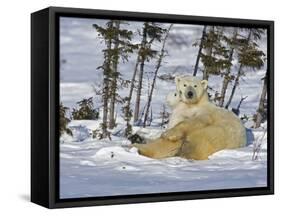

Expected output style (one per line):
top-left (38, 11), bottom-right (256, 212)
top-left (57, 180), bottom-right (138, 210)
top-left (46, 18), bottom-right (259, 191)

top-left (166, 91), bottom-right (181, 109)
top-left (175, 75), bottom-right (208, 104)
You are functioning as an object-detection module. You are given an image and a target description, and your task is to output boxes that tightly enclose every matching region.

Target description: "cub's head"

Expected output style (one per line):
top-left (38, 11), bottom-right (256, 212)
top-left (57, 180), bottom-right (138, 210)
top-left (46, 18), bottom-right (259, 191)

top-left (175, 75), bottom-right (208, 104)
top-left (166, 91), bottom-right (181, 109)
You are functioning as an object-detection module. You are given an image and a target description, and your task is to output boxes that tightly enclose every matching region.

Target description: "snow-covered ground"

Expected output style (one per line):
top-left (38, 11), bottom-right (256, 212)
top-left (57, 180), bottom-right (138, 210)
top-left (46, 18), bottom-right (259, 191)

top-left (59, 17), bottom-right (268, 199)
top-left (60, 121), bottom-right (267, 198)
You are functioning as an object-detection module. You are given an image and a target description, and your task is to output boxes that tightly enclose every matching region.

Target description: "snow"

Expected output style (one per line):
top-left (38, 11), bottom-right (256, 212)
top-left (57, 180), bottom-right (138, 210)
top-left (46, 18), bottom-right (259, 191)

top-left (59, 17), bottom-right (268, 199)
top-left (60, 122), bottom-right (267, 198)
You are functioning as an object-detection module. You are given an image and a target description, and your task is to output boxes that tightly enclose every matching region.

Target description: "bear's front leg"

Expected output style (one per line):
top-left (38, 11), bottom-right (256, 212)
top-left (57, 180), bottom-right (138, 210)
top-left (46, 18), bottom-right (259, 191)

top-left (161, 126), bottom-right (185, 141)
top-left (162, 114), bottom-right (212, 141)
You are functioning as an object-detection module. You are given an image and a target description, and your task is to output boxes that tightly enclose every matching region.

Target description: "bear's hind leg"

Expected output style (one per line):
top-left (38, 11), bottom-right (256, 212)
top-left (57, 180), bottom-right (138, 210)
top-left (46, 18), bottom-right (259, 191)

top-left (179, 126), bottom-right (227, 160)
top-left (132, 138), bottom-right (182, 159)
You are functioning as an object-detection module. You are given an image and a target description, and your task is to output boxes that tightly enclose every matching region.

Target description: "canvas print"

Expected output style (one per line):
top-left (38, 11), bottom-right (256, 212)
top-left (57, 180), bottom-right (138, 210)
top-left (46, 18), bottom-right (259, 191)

top-left (59, 17), bottom-right (268, 199)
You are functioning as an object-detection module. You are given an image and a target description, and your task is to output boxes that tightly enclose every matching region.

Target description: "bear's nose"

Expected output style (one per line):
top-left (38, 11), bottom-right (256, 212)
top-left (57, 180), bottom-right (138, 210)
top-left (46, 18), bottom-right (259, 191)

top-left (187, 91), bottom-right (193, 98)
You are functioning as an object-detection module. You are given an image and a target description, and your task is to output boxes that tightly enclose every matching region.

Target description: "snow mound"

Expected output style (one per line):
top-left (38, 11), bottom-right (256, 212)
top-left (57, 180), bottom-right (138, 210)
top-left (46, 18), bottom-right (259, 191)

top-left (92, 146), bottom-right (154, 164)
top-left (69, 125), bottom-right (92, 142)
top-left (210, 148), bottom-right (253, 159)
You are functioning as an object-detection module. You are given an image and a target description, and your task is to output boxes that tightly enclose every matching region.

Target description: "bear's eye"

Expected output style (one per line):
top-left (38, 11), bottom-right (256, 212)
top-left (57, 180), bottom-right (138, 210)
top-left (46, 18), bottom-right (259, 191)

top-left (174, 93), bottom-right (177, 96)
top-left (194, 85), bottom-right (197, 88)
top-left (184, 84), bottom-right (187, 87)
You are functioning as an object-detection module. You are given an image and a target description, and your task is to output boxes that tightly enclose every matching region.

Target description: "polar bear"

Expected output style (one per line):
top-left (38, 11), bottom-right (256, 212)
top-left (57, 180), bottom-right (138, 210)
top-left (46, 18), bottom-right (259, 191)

top-left (133, 75), bottom-right (246, 160)
top-left (166, 91), bottom-right (181, 109)
top-left (166, 91), bottom-right (186, 129)
top-left (166, 91), bottom-right (193, 129)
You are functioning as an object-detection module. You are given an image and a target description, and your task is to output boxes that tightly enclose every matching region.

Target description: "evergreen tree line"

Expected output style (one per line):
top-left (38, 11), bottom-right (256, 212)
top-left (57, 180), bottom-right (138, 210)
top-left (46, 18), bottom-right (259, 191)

top-left (191, 26), bottom-right (267, 128)
top-left (93, 21), bottom-right (173, 139)
top-left (59, 98), bottom-right (99, 137)
top-left (60, 22), bottom-right (267, 138)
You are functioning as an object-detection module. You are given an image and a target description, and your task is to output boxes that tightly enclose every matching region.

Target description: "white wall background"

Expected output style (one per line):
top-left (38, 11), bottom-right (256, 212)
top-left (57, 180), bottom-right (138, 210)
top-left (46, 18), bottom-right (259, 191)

top-left (0, 0), bottom-right (279, 214)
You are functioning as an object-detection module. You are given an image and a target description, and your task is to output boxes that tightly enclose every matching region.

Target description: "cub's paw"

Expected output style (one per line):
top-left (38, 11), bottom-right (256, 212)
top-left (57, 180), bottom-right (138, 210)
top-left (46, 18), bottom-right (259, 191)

top-left (161, 130), bottom-right (183, 141)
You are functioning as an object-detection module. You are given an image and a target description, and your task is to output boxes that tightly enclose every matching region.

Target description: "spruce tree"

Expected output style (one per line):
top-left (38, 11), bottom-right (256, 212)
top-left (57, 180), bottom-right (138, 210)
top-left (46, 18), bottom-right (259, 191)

top-left (93, 20), bottom-right (137, 138)
top-left (93, 21), bottom-right (113, 138)
top-left (72, 97), bottom-right (99, 120)
top-left (254, 73), bottom-right (267, 128)
top-left (193, 25), bottom-right (207, 76)
top-left (108, 21), bottom-right (138, 129)
top-left (225, 28), bottom-right (265, 109)
top-left (218, 28), bottom-right (238, 107)
top-left (133, 22), bottom-right (167, 124)
top-left (199, 26), bottom-right (232, 81)
top-left (122, 55), bottom-right (140, 137)
top-left (143, 24), bottom-right (172, 127)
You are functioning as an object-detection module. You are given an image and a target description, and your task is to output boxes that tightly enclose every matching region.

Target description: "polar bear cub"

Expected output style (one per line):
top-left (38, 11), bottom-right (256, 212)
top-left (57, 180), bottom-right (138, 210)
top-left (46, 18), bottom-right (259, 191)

top-left (166, 91), bottom-right (188, 129)
top-left (166, 91), bottom-right (181, 109)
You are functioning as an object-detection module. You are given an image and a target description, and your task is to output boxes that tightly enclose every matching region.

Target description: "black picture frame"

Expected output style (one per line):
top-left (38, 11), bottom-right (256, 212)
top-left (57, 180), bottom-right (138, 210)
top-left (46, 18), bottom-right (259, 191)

top-left (31, 6), bottom-right (274, 209)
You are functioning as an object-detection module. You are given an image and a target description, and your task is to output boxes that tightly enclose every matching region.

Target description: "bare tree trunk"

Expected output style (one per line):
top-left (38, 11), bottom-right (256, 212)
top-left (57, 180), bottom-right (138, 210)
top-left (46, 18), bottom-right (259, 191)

top-left (128, 58), bottom-right (140, 104)
top-left (134, 23), bottom-right (148, 123)
top-left (202, 67), bottom-right (209, 81)
top-left (202, 26), bottom-right (214, 81)
top-left (143, 24), bottom-right (172, 127)
top-left (101, 76), bottom-right (110, 138)
top-left (231, 96), bottom-right (248, 116)
top-left (218, 66), bottom-right (233, 107)
top-left (108, 21), bottom-right (120, 129)
top-left (149, 106), bottom-right (153, 126)
top-left (123, 56), bottom-right (140, 136)
top-left (108, 67), bottom-right (117, 129)
top-left (134, 57), bottom-right (145, 123)
top-left (224, 63), bottom-right (243, 109)
top-left (101, 22), bottom-right (113, 138)
top-left (128, 56), bottom-right (140, 104)
top-left (225, 30), bottom-right (252, 109)
top-left (218, 29), bottom-right (238, 107)
top-left (254, 73), bottom-right (267, 128)
top-left (193, 25), bottom-right (207, 76)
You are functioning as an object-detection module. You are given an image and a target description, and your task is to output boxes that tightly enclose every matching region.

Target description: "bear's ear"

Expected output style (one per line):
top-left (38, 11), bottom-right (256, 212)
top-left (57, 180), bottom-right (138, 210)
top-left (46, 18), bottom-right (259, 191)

top-left (175, 76), bottom-right (181, 85)
top-left (201, 80), bottom-right (208, 90)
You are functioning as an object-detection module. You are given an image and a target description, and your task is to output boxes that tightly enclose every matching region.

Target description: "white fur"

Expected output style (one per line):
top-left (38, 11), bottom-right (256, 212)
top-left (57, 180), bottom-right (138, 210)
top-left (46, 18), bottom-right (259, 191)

top-left (168, 102), bottom-right (203, 128)
top-left (166, 91), bottom-right (181, 109)
top-left (166, 76), bottom-right (207, 129)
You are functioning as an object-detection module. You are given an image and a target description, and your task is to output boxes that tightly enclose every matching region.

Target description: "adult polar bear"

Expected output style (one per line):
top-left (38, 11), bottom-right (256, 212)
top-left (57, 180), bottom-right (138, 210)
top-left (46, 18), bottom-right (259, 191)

top-left (133, 75), bottom-right (246, 160)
